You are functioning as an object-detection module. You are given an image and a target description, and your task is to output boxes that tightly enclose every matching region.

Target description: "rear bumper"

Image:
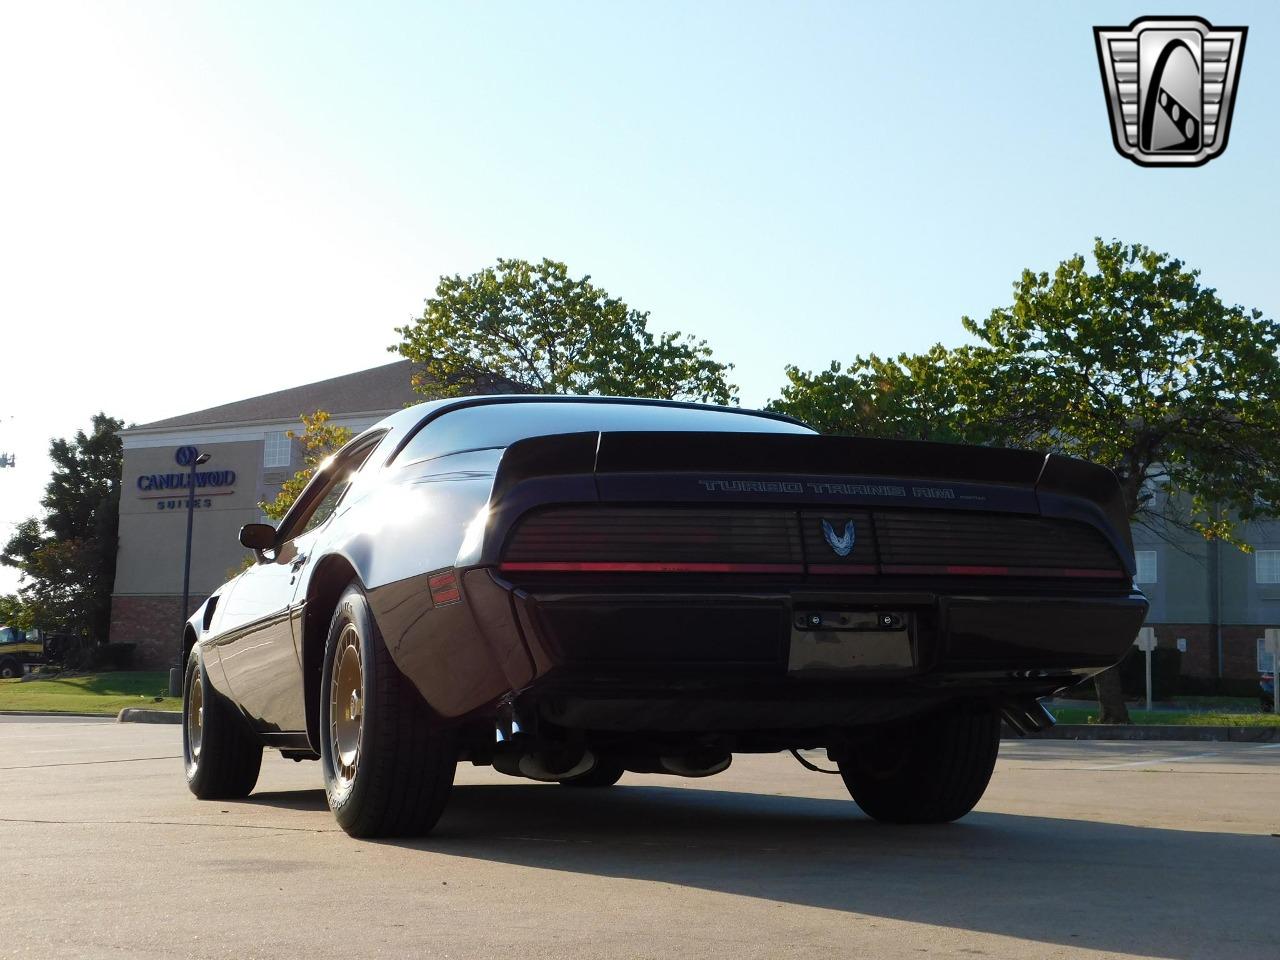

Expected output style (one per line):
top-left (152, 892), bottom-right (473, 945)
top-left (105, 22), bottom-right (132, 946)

top-left (463, 568), bottom-right (1148, 703)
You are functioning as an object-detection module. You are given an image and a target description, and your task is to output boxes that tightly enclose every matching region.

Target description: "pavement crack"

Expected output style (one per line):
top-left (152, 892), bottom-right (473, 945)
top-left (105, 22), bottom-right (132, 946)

top-left (0, 816), bottom-right (337, 833)
top-left (0, 755), bottom-right (180, 770)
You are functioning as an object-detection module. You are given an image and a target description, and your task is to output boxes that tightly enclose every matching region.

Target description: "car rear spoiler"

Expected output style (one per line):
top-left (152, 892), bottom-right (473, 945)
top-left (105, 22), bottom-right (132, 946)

top-left (484, 431), bottom-right (1136, 573)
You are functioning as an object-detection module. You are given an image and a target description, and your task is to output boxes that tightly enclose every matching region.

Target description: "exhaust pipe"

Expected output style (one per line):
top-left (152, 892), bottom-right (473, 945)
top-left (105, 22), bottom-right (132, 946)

top-left (1000, 699), bottom-right (1056, 736)
top-left (619, 750), bottom-right (732, 778)
top-left (658, 752), bottom-right (731, 778)
top-left (493, 746), bottom-right (596, 782)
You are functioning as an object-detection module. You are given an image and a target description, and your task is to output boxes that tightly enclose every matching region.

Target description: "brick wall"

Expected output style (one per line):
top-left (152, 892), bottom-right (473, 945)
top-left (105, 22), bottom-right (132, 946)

top-left (108, 594), bottom-right (206, 671)
top-left (1147, 623), bottom-right (1266, 679)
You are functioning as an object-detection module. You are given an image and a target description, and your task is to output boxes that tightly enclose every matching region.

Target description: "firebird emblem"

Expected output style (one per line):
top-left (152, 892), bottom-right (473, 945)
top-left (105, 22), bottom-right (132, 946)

top-left (821, 519), bottom-right (855, 557)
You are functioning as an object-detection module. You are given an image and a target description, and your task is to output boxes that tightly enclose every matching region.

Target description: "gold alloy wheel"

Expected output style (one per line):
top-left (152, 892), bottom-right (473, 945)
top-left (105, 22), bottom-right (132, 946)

top-left (187, 661), bottom-right (204, 769)
top-left (329, 625), bottom-right (364, 791)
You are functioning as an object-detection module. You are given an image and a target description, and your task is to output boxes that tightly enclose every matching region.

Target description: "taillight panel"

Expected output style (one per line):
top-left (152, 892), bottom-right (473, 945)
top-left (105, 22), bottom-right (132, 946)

top-left (498, 506), bottom-right (1128, 580)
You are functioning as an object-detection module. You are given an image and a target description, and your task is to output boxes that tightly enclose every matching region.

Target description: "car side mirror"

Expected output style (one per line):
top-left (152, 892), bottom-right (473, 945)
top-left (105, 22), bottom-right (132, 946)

top-left (239, 523), bottom-right (277, 551)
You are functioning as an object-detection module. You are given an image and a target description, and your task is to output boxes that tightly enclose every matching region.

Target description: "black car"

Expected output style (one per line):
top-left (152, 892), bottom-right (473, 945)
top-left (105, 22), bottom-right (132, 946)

top-left (181, 395), bottom-right (1147, 837)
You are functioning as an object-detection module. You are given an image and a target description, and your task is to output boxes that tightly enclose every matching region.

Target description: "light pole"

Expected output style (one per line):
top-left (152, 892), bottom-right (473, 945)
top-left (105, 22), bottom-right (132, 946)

top-left (171, 450), bottom-right (210, 696)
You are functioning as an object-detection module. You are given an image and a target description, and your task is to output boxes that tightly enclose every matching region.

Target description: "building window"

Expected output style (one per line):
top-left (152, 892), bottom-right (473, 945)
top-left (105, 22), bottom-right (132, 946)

top-left (1134, 550), bottom-right (1157, 584)
top-left (1256, 550), bottom-right (1280, 584)
top-left (263, 431), bottom-right (292, 468)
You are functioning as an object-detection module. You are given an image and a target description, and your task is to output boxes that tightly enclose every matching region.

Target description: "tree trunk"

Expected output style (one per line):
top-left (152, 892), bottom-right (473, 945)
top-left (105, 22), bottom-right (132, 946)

top-left (1094, 666), bottom-right (1131, 724)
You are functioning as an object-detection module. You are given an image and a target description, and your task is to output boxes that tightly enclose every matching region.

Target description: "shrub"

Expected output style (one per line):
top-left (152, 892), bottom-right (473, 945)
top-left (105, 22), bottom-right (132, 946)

top-left (1177, 676), bottom-right (1265, 698)
top-left (88, 643), bottom-right (136, 671)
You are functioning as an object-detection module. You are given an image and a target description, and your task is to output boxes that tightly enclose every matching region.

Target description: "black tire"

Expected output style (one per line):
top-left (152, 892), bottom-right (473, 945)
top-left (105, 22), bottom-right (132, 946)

top-left (183, 648), bottom-right (262, 799)
top-left (320, 584), bottom-right (456, 838)
top-left (0, 658), bottom-right (20, 679)
top-left (836, 703), bottom-right (1000, 824)
top-left (558, 757), bottom-right (625, 788)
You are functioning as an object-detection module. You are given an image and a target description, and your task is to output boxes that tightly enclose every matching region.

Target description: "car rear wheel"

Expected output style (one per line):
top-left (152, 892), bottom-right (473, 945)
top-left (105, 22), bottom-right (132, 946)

top-left (558, 757), bottom-right (625, 788)
top-left (836, 703), bottom-right (1000, 824)
top-left (183, 648), bottom-right (262, 799)
top-left (320, 584), bottom-right (456, 838)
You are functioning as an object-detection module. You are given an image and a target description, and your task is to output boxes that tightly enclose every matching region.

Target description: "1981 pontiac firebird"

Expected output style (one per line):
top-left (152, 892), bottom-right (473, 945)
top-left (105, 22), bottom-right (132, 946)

top-left (181, 396), bottom-right (1147, 837)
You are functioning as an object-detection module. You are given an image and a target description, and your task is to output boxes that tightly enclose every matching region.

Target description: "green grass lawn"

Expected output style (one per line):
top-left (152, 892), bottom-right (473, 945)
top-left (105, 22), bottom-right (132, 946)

top-left (1049, 706), bottom-right (1280, 726)
top-left (1058, 693), bottom-right (1262, 711)
top-left (0, 671), bottom-right (182, 715)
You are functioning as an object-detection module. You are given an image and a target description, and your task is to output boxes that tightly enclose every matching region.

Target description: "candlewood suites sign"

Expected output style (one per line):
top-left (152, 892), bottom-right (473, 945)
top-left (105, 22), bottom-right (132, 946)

top-left (136, 446), bottom-right (236, 510)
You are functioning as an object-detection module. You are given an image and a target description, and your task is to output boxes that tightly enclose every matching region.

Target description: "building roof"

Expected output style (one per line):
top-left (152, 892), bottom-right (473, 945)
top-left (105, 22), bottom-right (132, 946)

top-left (128, 360), bottom-right (423, 432)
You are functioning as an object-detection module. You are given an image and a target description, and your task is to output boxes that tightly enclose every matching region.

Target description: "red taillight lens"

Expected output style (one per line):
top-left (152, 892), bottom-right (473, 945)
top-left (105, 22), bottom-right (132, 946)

top-left (498, 561), bottom-right (802, 574)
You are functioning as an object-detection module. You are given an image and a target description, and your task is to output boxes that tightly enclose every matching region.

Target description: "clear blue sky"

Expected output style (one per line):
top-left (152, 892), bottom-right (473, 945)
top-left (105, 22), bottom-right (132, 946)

top-left (1, 1), bottom-right (1276, 592)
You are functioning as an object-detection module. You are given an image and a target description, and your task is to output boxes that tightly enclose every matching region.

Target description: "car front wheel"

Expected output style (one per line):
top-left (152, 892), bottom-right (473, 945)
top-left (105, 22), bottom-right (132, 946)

top-left (320, 583), bottom-right (456, 838)
top-left (183, 648), bottom-right (262, 799)
top-left (836, 703), bottom-right (1001, 824)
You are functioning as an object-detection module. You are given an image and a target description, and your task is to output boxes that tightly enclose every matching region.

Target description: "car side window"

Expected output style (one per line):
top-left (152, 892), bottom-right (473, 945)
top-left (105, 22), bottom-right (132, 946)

top-left (300, 474), bottom-right (356, 535)
top-left (280, 432), bottom-right (386, 541)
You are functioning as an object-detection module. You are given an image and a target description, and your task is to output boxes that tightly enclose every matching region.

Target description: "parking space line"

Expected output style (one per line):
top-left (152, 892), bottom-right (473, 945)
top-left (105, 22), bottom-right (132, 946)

top-left (1079, 751), bottom-right (1220, 770)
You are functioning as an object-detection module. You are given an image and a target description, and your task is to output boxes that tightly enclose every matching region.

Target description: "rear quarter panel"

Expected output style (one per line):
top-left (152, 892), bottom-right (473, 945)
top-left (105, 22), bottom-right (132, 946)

top-left (317, 449), bottom-right (518, 718)
top-left (330, 449), bottom-right (501, 589)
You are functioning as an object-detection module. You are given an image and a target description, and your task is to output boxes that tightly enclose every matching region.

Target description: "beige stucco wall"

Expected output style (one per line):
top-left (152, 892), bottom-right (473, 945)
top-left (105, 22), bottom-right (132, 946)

top-left (113, 439), bottom-right (268, 596)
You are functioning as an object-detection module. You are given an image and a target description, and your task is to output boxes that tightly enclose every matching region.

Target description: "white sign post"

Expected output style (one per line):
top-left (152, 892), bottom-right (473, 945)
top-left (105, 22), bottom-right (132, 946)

top-left (1135, 627), bottom-right (1157, 712)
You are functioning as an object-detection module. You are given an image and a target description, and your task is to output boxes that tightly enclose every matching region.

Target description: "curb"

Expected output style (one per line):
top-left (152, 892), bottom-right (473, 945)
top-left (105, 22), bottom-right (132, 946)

top-left (1004, 723), bottom-right (1280, 743)
top-left (0, 710), bottom-right (114, 719)
top-left (117, 708), bottom-right (182, 725)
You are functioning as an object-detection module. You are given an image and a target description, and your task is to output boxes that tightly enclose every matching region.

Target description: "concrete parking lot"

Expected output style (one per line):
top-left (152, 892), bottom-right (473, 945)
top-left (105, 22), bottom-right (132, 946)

top-left (2, 716), bottom-right (1278, 960)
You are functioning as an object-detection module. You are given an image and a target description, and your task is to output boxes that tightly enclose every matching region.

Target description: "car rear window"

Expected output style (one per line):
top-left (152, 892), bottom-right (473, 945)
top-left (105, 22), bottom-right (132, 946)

top-left (394, 400), bottom-right (814, 466)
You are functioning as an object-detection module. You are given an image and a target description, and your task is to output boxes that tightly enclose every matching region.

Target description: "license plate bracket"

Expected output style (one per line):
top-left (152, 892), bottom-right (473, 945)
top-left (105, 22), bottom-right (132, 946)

top-left (787, 609), bottom-right (915, 675)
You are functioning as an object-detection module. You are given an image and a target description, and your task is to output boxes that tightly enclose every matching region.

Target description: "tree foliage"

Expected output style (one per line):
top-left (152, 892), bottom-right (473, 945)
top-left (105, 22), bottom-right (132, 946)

top-left (1, 413), bottom-right (123, 641)
top-left (959, 239), bottom-right (1280, 544)
top-left (259, 410), bottom-right (353, 523)
top-left (393, 257), bottom-right (736, 403)
top-left (773, 239), bottom-right (1280, 544)
top-left (0, 594), bottom-right (31, 630)
top-left (772, 344), bottom-right (997, 444)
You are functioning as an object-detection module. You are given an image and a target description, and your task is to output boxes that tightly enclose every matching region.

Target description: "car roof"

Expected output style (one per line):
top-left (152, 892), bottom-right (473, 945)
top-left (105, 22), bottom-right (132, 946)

top-left (351, 394), bottom-right (813, 470)
top-left (376, 393), bottom-right (811, 433)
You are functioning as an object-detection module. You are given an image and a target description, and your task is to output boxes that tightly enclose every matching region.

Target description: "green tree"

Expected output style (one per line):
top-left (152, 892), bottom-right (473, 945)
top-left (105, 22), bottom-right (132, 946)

top-left (1, 413), bottom-right (123, 643)
top-left (259, 410), bottom-right (353, 523)
top-left (393, 257), bottom-right (735, 403)
top-left (0, 594), bottom-right (31, 630)
top-left (772, 344), bottom-right (998, 444)
top-left (960, 239), bottom-right (1280, 547)
top-left (773, 240), bottom-right (1280, 722)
